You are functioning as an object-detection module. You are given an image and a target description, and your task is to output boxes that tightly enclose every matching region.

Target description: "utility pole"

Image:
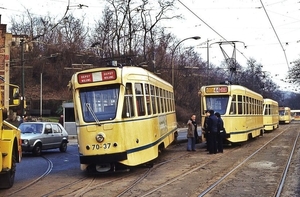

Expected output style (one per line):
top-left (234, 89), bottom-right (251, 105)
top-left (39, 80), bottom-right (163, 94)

top-left (210, 41), bottom-right (245, 84)
top-left (20, 38), bottom-right (25, 116)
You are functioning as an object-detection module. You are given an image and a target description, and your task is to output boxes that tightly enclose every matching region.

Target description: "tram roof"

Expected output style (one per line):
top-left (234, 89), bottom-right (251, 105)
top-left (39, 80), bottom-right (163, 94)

top-left (263, 98), bottom-right (278, 105)
top-left (200, 84), bottom-right (263, 99)
top-left (70, 65), bottom-right (173, 89)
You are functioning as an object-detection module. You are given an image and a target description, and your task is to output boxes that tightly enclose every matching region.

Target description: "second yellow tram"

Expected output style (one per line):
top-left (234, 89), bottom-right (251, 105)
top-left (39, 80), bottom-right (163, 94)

top-left (199, 84), bottom-right (264, 143)
top-left (263, 98), bottom-right (279, 131)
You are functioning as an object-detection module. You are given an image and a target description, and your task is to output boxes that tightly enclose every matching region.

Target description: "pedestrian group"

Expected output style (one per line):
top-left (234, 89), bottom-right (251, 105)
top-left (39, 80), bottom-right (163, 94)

top-left (186, 110), bottom-right (225, 154)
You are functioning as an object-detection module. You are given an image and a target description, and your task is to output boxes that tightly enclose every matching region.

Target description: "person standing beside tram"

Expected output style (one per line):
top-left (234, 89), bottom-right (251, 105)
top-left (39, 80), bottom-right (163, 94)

top-left (215, 112), bottom-right (224, 153)
top-left (202, 110), bottom-right (210, 151)
top-left (207, 110), bottom-right (218, 154)
top-left (187, 114), bottom-right (197, 151)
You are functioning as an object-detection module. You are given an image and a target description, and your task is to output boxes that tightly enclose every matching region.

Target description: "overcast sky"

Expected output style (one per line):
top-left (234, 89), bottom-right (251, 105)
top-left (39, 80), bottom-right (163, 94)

top-left (171, 0), bottom-right (300, 89)
top-left (1, 0), bottom-right (299, 91)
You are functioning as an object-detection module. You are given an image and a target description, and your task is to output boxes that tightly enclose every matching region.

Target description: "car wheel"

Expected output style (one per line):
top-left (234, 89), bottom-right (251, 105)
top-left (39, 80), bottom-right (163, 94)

top-left (59, 141), bottom-right (68, 152)
top-left (33, 144), bottom-right (42, 156)
top-left (0, 147), bottom-right (16, 189)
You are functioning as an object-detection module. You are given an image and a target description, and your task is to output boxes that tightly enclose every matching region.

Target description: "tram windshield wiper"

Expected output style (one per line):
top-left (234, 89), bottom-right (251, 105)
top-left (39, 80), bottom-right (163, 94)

top-left (85, 103), bottom-right (101, 126)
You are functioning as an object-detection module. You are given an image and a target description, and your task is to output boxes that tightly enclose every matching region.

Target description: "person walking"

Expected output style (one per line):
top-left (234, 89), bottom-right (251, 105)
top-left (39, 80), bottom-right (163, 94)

top-left (207, 110), bottom-right (218, 154)
top-left (215, 112), bottom-right (224, 153)
top-left (187, 114), bottom-right (197, 151)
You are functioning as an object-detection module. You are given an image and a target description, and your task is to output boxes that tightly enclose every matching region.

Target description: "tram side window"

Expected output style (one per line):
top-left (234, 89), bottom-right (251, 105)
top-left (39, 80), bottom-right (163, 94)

top-left (248, 97), bottom-right (251, 114)
top-left (265, 104), bottom-right (270, 115)
top-left (247, 96), bottom-right (250, 114)
top-left (150, 85), bottom-right (157, 114)
top-left (122, 83), bottom-right (135, 118)
top-left (135, 83), bottom-right (146, 116)
top-left (254, 99), bottom-right (258, 114)
top-left (156, 87), bottom-right (161, 113)
top-left (253, 99), bottom-right (256, 114)
top-left (167, 91), bottom-right (171, 112)
top-left (237, 95), bottom-right (243, 114)
top-left (250, 98), bottom-right (254, 114)
top-left (255, 99), bottom-right (258, 115)
top-left (243, 96), bottom-right (246, 115)
top-left (160, 88), bottom-right (165, 113)
top-left (145, 84), bottom-right (152, 115)
top-left (245, 96), bottom-right (248, 115)
top-left (255, 99), bottom-right (258, 114)
top-left (164, 90), bottom-right (169, 112)
top-left (165, 90), bottom-right (169, 112)
top-left (230, 95), bottom-right (236, 114)
top-left (170, 92), bottom-right (174, 111)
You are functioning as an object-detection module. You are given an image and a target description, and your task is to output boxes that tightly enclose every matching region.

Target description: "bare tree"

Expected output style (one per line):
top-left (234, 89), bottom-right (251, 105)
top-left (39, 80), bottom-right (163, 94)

top-left (9, 11), bottom-right (89, 101)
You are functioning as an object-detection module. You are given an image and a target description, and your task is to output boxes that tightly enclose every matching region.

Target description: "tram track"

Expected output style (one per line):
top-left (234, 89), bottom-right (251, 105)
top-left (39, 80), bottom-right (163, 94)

top-left (3, 124), bottom-right (299, 196)
top-left (49, 151), bottom-right (191, 197)
top-left (6, 156), bottom-right (53, 196)
top-left (109, 142), bottom-right (241, 197)
top-left (111, 124), bottom-right (298, 196)
top-left (197, 125), bottom-right (299, 197)
top-left (275, 130), bottom-right (299, 197)
top-left (12, 148), bottom-right (189, 197)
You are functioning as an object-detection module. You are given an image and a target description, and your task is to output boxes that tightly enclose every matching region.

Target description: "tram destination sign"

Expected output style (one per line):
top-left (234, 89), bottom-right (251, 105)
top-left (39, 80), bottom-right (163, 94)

top-left (78, 70), bottom-right (117, 84)
top-left (205, 86), bottom-right (228, 93)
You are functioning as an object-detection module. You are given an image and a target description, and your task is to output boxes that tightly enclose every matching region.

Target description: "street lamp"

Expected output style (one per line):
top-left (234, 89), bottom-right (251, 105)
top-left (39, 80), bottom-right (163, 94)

top-left (171, 36), bottom-right (201, 86)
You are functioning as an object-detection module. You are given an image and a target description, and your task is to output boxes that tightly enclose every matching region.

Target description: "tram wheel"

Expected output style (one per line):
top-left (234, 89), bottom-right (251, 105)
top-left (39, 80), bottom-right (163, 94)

top-left (0, 147), bottom-right (16, 189)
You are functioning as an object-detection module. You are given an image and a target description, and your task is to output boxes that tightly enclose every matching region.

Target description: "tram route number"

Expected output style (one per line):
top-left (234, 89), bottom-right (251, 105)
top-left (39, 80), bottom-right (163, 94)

top-left (92, 143), bottom-right (111, 150)
top-left (205, 86), bottom-right (228, 93)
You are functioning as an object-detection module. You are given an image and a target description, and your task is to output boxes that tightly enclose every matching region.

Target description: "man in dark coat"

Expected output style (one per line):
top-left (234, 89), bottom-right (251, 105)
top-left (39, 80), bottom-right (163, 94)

top-left (207, 110), bottom-right (218, 154)
top-left (215, 112), bottom-right (224, 153)
top-left (202, 110), bottom-right (210, 150)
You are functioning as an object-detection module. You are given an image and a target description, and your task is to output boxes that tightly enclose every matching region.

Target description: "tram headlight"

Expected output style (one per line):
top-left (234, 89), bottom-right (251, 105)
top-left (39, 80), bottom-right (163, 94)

top-left (95, 133), bottom-right (105, 143)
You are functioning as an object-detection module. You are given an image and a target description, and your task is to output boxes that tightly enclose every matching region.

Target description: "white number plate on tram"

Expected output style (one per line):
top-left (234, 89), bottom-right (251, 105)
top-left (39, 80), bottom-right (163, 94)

top-left (92, 143), bottom-right (111, 150)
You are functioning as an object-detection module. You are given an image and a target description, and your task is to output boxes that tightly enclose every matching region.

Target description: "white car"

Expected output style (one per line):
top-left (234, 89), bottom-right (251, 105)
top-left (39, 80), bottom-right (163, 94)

top-left (19, 122), bottom-right (69, 156)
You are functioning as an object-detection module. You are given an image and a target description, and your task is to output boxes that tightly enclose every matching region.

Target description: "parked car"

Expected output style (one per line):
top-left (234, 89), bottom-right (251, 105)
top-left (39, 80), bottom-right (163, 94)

top-left (19, 122), bottom-right (69, 156)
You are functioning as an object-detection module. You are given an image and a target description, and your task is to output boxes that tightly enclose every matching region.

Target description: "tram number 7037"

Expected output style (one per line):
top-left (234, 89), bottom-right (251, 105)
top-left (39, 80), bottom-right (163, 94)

top-left (92, 143), bottom-right (111, 150)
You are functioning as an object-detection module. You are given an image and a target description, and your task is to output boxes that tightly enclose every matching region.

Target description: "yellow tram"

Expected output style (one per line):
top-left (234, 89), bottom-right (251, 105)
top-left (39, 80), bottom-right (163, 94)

top-left (263, 98), bottom-right (279, 131)
top-left (199, 84), bottom-right (264, 143)
top-left (279, 107), bottom-right (292, 124)
top-left (68, 64), bottom-right (178, 172)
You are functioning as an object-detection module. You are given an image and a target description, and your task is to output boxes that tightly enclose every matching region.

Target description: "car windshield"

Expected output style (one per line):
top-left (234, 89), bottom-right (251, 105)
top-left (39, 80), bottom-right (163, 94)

top-left (19, 123), bottom-right (44, 134)
top-left (79, 85), bottom-right (119, 122)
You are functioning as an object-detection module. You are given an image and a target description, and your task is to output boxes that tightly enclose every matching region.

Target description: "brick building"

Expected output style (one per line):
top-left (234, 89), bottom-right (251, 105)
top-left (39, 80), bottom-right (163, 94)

top-left (0, 20), bottom-right (12, 109)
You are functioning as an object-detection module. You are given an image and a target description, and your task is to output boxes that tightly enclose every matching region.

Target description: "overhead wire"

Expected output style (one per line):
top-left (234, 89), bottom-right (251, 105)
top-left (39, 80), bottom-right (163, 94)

top-left (177, 0), bottom-right (251, 64)
top-left (32, 0), bottom-right (71, 40)
top-left (177, 0), bottom-right (291, 71)
top-left (259, 0), bottom-right (290, 70)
